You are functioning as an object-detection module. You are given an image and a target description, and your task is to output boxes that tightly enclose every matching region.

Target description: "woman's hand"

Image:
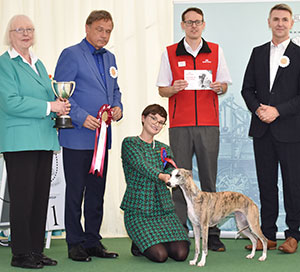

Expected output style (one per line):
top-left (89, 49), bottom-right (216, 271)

top-left (158, 173), bottom-right (171, 184)
top-left (50, 98), bottom-right (71, 116)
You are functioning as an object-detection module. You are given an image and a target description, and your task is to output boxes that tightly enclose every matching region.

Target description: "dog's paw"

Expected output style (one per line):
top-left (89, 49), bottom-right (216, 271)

top-left (258, 255), bottom-right (266, 261)
top-left (246, 253), bottom-right (255, 259)
top-left (189, 260), bottom-right (197, 266)
top-left (197, 260), bottom-right (206, 267)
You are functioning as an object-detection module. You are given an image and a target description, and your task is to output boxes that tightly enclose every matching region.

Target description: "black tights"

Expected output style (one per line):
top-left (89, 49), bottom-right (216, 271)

top-left (143, 241), bottom-right (189, 263)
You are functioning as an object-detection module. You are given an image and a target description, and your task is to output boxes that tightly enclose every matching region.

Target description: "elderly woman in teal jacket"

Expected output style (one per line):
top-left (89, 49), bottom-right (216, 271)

top-left (0, 15), bottom-right (70, 269)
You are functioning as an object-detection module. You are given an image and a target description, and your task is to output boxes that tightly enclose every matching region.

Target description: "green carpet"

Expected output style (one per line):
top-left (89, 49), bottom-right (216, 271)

top-left (0, 238), bottom-right (299, 271)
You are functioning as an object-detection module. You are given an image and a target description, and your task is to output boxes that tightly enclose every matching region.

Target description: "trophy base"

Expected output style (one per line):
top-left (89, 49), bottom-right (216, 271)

top-left (54, 116), bottom-right (74, 129)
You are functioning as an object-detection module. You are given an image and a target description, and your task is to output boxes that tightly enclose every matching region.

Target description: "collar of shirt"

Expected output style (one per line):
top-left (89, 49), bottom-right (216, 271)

top-left (84, 38), bottom-right (97, 54)
top-left (183, 38), bottom-right (203, 58)
top-left (84, 38), bottom-right (107, 88)
top-left (270, 38), bottom-right (290, 52)
top-left (8, 47), bottom-right (39, 74)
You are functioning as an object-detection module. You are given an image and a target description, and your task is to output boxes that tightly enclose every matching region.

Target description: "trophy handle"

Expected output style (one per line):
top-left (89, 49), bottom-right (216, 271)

top-left (69, 81), bottom-right (76, 97)
top-left (51, 79), bottom-right (59, 97)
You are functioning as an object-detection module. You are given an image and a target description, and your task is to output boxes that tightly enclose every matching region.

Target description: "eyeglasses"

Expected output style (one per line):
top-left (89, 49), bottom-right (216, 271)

top-left (148, 115), bottom-right (166, 127)
top-left (184, 20), bottom-right (204, 26)
top-left (10, 28), bottom-right (35, 34)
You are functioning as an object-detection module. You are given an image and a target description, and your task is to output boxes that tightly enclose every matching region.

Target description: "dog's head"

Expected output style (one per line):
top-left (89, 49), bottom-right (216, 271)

top-left (167, 168), bottom-right (193, 188)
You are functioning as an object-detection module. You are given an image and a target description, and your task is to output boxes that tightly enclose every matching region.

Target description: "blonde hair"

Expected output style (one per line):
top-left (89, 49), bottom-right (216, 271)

top-left (4, 14), bottom-right (35, 47)
top-left (269, 3), bottom-right (293, 18)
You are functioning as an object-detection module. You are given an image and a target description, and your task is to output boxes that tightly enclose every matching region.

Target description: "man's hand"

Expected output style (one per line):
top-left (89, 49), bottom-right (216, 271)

top-left (173, 79), bottom-right (188, 93)
top-left (83, 115), bottom-right (100, 130)
top-left (210, 81), bottom-right (227, 95)
top-left (256, 104), bottom-right (280, 123)
top-left (111, 106), bottom-right (122, 121)
top-left (159, 80), bottom-right (188, 98)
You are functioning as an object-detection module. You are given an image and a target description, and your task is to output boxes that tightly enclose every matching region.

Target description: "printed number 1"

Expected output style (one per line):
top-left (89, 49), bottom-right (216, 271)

top-left (51, 205), bottom-right (59, 226)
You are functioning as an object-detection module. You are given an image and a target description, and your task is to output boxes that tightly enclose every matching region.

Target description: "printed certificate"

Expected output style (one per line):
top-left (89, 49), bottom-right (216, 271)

top-left (184, 70), bottom-right (212, 90)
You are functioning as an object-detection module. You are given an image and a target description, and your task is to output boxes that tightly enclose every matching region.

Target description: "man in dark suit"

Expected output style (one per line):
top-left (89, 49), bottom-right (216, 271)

top-left (54, 10), bottom-right (122, 261)
top-left (242, 3), bottom-right (300, 254)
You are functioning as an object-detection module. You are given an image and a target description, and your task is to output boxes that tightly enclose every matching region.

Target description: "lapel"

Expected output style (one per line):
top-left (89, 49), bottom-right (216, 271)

top-left (80, 41), bottom-right (106, 90)
top-left (16, 57), bottom-right (49, 90)
top-left (103, 52), bottom-right (112, 94)
top-left (262, 43), bottom-right (271, 91)
top-left (273, 41), bottom-right (295, 85)
top-left (35, 61), bottom-right (54, 98)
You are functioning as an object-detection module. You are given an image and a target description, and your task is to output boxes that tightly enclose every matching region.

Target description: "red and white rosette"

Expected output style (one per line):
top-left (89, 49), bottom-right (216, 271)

top-left (89, 104), bottom-right (112, 177)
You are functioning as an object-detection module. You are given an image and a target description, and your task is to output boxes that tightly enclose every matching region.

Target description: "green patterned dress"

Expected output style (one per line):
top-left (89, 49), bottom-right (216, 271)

top-left (120, 136), bottom-right (189, 253)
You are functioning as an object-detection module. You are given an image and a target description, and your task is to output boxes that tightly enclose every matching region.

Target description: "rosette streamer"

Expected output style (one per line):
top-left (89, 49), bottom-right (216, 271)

top-left (89, 104), bottom-right (112, 177)
top-left (160, 147), bottom-right (177, 169)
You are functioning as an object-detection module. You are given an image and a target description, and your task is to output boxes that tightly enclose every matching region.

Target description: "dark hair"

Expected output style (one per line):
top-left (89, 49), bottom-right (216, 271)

top-left (181, 7), bottom-right (204, 22)
top-left (142, 104), bottom-right (167, 123)
top-left (269, 3), bottom-right (293, 17)
top-left (86, 10), bottom-right (114, 28)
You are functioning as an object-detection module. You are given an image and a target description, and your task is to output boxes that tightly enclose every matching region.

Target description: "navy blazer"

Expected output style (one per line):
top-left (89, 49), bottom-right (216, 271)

top-left (241, 41), bottom-right (300, 143)
top-left (54, 39), bottom-right (123, 150)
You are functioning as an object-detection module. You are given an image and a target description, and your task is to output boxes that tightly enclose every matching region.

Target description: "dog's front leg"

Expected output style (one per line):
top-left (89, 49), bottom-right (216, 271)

top-left (189, 224), bottom-right (201, 266)
top-left (197, 224), bottom-right (208, 267)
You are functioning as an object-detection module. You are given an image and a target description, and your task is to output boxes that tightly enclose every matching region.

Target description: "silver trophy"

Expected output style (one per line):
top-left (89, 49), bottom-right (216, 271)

top-left (51, 80), bottom-right (76, 129)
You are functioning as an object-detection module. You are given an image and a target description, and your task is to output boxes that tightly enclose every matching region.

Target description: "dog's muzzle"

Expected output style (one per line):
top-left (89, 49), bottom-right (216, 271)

top-left (166, 181), bottom-right (178, 188)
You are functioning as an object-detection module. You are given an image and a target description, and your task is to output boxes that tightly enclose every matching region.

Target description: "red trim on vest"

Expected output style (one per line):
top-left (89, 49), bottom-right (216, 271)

top-left (167, 42), bottom-right (219, 128)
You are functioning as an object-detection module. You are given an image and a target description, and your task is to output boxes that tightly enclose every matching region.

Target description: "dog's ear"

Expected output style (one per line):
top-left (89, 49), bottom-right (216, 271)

top-left (183, 169), bottom-right (193, 179)
top-left (187, 169), bottom-right (193, 178)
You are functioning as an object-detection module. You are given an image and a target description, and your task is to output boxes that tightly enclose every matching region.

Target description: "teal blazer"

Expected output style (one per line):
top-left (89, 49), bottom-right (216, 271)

top-left (0, 51), bottom-right (60, 152)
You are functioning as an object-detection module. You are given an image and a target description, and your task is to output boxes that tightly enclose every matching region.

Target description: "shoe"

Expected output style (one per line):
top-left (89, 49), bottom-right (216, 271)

top-left (208, 235), bottom-right (226, 252)
top-left (32, 252), bottom-right (57, 266)
top-left (68, 244), bottom-right (92, 262)
top-left (11, 254), bottom-right (44, 269)
top-left (131, 242), bottom-right (143, 257)
top-left (245, 239), bottom-right (277, 251)
top-left (86, 242), bottom-right (119, 258)
top-left (278, 237), bottom-right (298, 254)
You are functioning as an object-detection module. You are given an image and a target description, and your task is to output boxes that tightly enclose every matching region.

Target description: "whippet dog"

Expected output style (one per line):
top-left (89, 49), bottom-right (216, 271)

top-left (167, 168), bottom-right (267, 267)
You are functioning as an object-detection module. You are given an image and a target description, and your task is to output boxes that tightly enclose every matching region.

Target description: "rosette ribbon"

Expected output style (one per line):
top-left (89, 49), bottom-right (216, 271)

top-left (89, 104), bottom-right (112, 177)
top-left (161, 147), bottom-right (177, 169)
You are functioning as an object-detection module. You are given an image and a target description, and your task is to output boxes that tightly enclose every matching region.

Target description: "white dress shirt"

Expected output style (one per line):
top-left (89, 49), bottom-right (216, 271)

top-left (269, 38), bottom-right (290, 90)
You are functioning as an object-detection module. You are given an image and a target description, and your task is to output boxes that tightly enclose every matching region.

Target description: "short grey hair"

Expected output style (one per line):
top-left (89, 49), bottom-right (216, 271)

top-left (4, 14), bottom-right (35, 47)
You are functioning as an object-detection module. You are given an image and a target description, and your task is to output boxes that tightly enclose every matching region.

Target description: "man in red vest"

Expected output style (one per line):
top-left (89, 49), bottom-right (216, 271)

top-left (157, 7), bottom-right (231, 251)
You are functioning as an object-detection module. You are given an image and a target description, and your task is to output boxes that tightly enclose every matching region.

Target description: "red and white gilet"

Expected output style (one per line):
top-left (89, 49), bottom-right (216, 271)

top-left (167, 39), bottom-right (219, 128)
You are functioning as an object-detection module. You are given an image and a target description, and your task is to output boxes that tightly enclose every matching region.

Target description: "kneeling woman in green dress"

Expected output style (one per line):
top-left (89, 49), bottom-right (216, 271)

top-left (120, 104), bottom-right (190, 262)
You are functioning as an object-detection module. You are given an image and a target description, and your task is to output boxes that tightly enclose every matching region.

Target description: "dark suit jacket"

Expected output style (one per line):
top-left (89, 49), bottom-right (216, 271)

top-left (241, 41), bottom-right (300, 142)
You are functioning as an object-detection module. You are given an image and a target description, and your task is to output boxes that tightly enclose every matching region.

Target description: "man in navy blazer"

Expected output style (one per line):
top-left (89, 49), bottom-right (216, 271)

top-left (54, 10), bottom-right (122, 261)
top-left (242, 4), bottom-right (300, 254)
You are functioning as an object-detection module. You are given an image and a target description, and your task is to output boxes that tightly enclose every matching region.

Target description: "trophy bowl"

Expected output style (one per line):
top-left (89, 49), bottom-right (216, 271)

top-left (51, 80), bottom-right (76, 129)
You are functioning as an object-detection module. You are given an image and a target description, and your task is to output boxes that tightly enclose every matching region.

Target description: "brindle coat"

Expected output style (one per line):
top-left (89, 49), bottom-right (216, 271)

top-left (168, 168), bottom-right (267, 267)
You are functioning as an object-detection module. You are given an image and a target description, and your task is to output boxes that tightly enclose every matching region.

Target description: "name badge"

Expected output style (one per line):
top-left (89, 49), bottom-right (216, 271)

top-left (178, 61), bottom-right (186, 67)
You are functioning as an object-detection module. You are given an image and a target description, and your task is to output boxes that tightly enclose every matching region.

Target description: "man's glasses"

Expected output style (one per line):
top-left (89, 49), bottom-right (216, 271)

top-left (148, 115), bottom-right (166, 127)
top-left (10, 28), bottom-right (35, 34)
top-left (184, 20), bottom-right (204, 26)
